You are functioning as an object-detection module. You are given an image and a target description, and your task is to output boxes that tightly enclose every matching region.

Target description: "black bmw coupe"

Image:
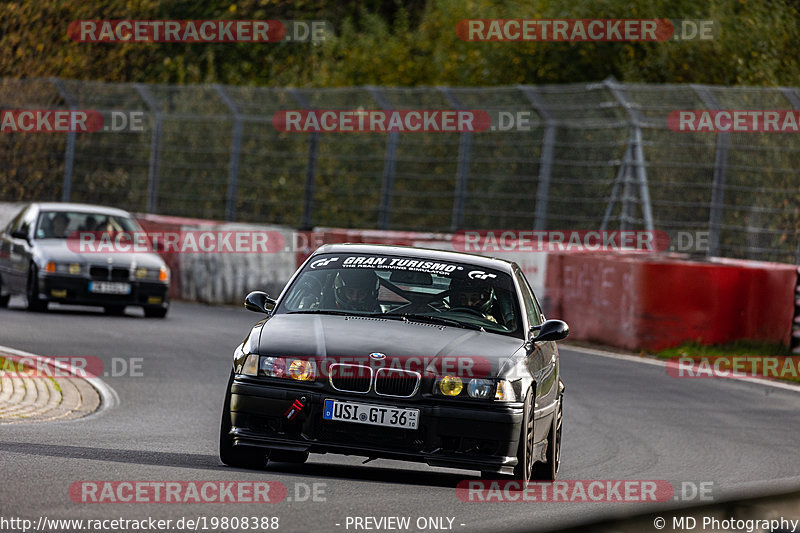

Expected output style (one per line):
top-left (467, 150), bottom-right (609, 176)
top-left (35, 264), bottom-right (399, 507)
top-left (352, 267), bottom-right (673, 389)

top-left (220, 243), bottom-right (568, 482)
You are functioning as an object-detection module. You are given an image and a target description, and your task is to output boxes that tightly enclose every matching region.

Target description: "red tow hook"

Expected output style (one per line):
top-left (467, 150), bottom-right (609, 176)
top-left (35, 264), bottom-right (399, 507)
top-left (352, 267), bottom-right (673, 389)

top-left (284, 396), bottom-right (306, 421)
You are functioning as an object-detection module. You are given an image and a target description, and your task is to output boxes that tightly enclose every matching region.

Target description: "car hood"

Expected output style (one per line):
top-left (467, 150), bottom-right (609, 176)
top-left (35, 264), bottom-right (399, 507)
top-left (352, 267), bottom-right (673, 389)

top-left (34, 239), bottom-right (165, 268)
top-left (257, 313), bottom-right (526, 378)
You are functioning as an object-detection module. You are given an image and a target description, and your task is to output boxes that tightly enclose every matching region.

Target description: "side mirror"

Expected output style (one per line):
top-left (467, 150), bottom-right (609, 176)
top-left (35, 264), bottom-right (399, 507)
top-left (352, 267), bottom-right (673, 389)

top-left (244, 291), bottom-right (276, 314)
top-left (10, 229), bottom-right (29, 242)
top-left (529, 319), bottom-right (569, 343)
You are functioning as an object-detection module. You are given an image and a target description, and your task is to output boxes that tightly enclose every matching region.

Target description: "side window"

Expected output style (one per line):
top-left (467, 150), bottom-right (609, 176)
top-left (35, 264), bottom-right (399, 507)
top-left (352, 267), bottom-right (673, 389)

top-left (6, 206), bottom-right (27, 233)
top-left (515, 270), bottom-right (542, 328)
top-left (6, 206), bottom-right (31, 237)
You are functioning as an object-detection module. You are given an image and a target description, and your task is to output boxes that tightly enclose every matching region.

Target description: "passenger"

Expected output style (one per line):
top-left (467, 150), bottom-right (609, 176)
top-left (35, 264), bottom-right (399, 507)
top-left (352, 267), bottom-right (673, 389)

top-left (448, 277), bottom-right (497, 323)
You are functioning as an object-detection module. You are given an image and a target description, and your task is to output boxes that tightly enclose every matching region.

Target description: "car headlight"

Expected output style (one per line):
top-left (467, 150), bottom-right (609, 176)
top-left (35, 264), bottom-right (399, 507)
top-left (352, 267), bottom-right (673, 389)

top-left (45, 262), bottom-right (83, 275)
top-left (438, 375), bottom-right (463, 396)
top-left (467, 378), bottom-right (495, 399)
top-left (259, 356), bottom-right (315, 381)
top-left (135, 266), bottom-right (169, 281)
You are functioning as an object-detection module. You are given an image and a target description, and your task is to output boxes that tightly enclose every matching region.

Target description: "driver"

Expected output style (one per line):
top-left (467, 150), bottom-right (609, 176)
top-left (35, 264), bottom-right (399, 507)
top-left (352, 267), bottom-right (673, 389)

top-left (50, 212), bottom-right (70, 238)
top-left (448, 277), bottom-right (497, 323)
top-left (334, 269), bottom-right (381, 312)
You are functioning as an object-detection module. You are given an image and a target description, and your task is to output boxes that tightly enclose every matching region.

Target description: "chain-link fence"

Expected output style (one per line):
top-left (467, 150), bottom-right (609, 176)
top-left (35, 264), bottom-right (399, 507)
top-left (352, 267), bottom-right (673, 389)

top-left (2, 77), bottom-right (799, 263)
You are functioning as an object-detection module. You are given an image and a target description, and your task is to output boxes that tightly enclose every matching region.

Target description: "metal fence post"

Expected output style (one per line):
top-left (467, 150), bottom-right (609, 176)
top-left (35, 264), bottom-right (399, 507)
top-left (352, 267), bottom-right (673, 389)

top-left (606, 78), bottom-right (655, 232)
top-left (693, 85), bottom-right (728, 258)
top-left (49, 78), bottom-right (77, 202)
top-left (288, 89), bottom-right (318, 229)
top-left (134, 84), bottom-right (163, 214)
top-left (367, 86), bottom-right (398, 230)
top-left (214, 84), bottom-right (243, 222)
top-left (519, 85), bottom-right (555, 231)
top-left (439, 88), bottom-right (472, 232)
top-left (780, 88), bottom-right (800, 264)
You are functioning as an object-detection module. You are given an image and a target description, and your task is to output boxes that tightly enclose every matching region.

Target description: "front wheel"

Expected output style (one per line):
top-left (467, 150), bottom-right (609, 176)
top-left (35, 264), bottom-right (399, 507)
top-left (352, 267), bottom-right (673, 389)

top-left (512, 388), bottom-right (536, 483)
top-left (26, 264), bottom-right (46, 312)
top-left (219, 371), bottom-right (266, 469)
top-left (0, 274), bottom-right (10, 308)
top-left (532, 396), bottom-right (562, 481)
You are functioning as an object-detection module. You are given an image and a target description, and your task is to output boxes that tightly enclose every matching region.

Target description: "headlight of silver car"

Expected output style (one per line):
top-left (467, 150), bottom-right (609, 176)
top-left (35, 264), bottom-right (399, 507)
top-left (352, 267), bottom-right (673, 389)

top-left (45, 262), bottom-right (84, 275)
top-left (135, 266), bottom-right (169, 282)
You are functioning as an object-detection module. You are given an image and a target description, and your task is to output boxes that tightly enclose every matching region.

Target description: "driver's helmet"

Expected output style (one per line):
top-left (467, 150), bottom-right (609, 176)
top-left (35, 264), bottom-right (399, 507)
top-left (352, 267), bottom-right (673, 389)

top-left (449, 277), bottom-right (494, 315)
top-left (334, 269), bottom-right (380, 311)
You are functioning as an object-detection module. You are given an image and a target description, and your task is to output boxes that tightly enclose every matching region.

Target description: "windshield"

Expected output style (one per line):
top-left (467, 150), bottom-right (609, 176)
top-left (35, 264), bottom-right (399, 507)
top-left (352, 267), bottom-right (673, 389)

top-left (35, 211), bottom-right (140, 240)
top-left (277, 252), bottom-right (523, 338)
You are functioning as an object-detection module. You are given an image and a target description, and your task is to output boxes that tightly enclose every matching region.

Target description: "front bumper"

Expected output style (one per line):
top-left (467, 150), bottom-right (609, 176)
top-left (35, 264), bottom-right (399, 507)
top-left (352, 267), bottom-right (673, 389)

top-left (37, 274), bottom-right (169, 308)
top-left (228, 377), bottom-right (524, 475)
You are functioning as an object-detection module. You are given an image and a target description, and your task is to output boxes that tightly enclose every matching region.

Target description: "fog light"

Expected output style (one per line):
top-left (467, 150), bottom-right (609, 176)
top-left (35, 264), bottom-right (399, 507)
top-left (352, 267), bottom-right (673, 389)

top-left (439, 376), bottom-right (463, 396)
top-left (51, 289), bottom-right (67, 298)
top-left (147, 296), bottom-right (162, 304)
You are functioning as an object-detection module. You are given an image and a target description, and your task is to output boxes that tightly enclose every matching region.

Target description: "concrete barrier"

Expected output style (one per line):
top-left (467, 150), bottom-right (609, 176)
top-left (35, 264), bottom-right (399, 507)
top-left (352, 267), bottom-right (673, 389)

top-left (135, 214), bottom-right (296, 305)
top-left (545, 252), bottom-right (796, 351)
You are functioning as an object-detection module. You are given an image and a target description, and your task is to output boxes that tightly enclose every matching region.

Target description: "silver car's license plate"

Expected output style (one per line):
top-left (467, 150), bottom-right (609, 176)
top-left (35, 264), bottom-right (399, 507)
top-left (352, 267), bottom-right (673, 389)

top-left (323, 399), bottom-right (419, 430)
top-left (89, 281), bottom-right (131, 295)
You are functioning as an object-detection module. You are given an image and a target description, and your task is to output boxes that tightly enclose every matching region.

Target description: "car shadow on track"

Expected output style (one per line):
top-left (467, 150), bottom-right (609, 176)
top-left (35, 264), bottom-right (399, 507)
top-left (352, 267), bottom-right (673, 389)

top-left (0, 442), bottom-right (474, 488)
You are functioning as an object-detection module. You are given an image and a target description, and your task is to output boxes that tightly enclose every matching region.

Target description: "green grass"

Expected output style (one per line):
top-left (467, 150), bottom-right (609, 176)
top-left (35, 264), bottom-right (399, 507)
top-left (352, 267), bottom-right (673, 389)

top-left (655, 341), bottom-right (799, 383)
top-left (656, 340), bottom-right (793, 360)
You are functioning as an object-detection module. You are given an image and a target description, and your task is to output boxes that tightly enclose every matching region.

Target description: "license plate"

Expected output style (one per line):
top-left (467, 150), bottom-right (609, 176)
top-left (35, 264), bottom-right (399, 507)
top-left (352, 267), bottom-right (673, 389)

top-left (323, 399), bottom-right (419, 430)
top-left (89, 281), bottom-right (131, 295)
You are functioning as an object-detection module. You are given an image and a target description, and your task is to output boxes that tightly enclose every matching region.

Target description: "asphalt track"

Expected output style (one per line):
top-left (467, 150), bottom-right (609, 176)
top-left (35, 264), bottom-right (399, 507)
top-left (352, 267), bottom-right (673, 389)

top-left (1, 298), bottom-right (799, 533)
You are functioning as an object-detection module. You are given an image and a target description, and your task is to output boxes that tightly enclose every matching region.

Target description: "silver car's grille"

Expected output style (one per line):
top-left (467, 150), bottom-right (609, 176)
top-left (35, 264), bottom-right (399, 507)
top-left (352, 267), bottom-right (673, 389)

top-left (329, 364), bottom-right (372, 394)
top-left (89, 266), bottom-right (130, 281)
top-left (374, 368), bottom-right (420, 398)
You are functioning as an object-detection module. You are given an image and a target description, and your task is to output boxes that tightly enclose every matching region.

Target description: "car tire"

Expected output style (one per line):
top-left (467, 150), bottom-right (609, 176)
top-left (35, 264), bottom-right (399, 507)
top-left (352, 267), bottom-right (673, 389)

top-left (268, 449), bottom-right (309, 464)
top-left (532, 396), bottom-right (562, 481)
top-left (0, 274), bottom-right (10, 308)
top-left (104, 305), bottom-right (126, 316)
top-left (26, 264), bottom-right (46, 312)
top-left (144, 306), bottom-right (168, 318)
top-left (219, 370), bottom-right (266, 470)
top-left (511, 388), bottom-right (536, 483)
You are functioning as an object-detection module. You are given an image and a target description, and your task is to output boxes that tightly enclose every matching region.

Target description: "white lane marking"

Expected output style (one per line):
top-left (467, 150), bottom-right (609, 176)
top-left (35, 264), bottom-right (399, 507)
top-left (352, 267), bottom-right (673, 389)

top-left (565, 344), bottom-right (800, 393)
top-left (0, 344), bottom-right (119, 414)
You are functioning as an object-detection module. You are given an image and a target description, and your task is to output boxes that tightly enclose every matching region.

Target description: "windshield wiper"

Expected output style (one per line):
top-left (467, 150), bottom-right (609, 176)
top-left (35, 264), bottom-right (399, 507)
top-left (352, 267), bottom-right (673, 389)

top-left (382, 312), bottom-right (484, 331)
